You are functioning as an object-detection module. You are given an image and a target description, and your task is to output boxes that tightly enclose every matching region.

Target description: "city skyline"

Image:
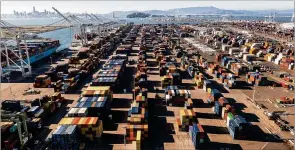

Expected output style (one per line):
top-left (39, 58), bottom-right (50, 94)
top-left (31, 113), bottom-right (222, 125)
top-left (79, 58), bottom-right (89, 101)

top-left (12, 6), bottom-right (58, 18)
top-left (2, 1), bottom-right (294, 14)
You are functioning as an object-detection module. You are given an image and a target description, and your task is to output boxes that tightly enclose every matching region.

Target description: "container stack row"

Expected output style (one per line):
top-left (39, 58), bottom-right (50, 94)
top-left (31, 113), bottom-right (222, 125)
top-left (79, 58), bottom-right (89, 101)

top-left (50, 125), bottom-right (79, 150)
top-left (204, 26), bottom-right (294, 72)
top-left (176, 107), bottom-right (209, 149)
top-left (246, 72), bottom-right (268, 86)
top-left (58, 117), bottom-right (103, 141)
top-left (165, 86), bottom-right (192, 107)
top-left (127, 26), bottom-right (149, 150)
top-left (206, 88), bottom-right (223, 105)
top-left (212, 96), bottom-right (250, 140)
top-left (47, 24), bottom-right (135, 148)
top-left (92, 54), bottom-right (127, 89)
top-left (177, 109), bottom-right (197, 132)
top-left (189, 123), bottom-right (206, 149)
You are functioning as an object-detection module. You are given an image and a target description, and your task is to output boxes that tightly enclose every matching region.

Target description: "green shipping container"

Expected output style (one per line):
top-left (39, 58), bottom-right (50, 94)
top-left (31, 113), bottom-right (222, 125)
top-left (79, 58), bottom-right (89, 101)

top-left (43, 102), bottom-right (51, 114)
top-left (228, 112), bottom-right (234, 119)
top-left (227, 112), bottom-right (234, 127)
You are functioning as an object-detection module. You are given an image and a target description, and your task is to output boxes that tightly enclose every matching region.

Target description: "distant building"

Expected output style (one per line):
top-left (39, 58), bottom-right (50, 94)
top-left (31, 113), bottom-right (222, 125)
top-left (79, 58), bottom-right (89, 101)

top-left (33, 6), bottom-right (36, 13)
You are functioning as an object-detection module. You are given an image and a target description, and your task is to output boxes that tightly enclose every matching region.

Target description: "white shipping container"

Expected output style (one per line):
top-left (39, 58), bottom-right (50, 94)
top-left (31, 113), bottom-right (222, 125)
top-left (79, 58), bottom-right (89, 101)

top-left (256, 51), bottom-right (263, 57)
top-left (165, 95), bottom-right (171, 102)
top-left (245, 39), bottom-right (250, 43)
top-left (228, 73), bottom-right (234, 78)
top-left (222, 107), bottom-right (226, 119)
top-left (222, 45), bottom-right (231, 52)
top-left (203, 85), bottom-right (207, 92)
top-left (242, 47), bottom-right (249, 53)
top-left (68, 107), bottom-right (76, 114)
top-left (238, 52), bottom-right (248, 58)
top-left (251, 43), bottom-right (262, 49)
top-left (229, 80), bottom-right (235, 84)
top-left (171, 90), bottom-right (175, 96)
top-left (35, 109), bottom-right (44, 118)
top-left (229, 48), bottom-right (240, 55)
top-left (275, 57), bottom-right (281, 62)
top-left (278, 53), bottom-right (283, 59)
top-left (78, 108), bottom-right (88, 117)
top-left (288, 63), bottom-right (294, 70)
top-left (215, 42), bottom-right (222, 47)
top-left (275, 59), bottom-right (281, 65)
top-left (184, 90), bottom-right (189, 99)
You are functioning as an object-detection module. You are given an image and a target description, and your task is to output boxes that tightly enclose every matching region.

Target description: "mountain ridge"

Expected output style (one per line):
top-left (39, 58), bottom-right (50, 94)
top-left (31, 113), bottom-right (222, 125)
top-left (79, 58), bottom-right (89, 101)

top-left (102, 6), bottom-right (293, 18)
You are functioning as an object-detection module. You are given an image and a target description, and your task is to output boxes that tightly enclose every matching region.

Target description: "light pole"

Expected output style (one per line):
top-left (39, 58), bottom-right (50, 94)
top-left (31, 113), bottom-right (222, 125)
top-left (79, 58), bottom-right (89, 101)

top-left (50, 56), bottom-right (53, 65)
top-left (6, 77), bottom-right (12, 93)
top-left (253, 84), bottom-right (255, 102)
top-left (6, 77), bottom-right (14, 100)
top-left (123, 126), bottom-right (127, 147)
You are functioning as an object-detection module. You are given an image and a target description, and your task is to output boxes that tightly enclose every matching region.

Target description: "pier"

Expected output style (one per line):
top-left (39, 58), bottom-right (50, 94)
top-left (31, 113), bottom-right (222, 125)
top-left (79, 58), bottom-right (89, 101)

top-left (2, 25), bottom-right (69, 38)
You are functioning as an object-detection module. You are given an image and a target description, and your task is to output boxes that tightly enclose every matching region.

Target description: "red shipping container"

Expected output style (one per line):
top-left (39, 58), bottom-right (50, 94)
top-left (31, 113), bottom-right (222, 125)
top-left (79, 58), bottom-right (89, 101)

top-left (250, 76), bottom-right (255, 81)
top-left (197, 124), bottom-right (205, 139)
top-left (280, 97), bottom-right (286, 101)
top-left (218, 97), bottom-right (229, 107)
top-left (226, 104), bottom-right (232, 111)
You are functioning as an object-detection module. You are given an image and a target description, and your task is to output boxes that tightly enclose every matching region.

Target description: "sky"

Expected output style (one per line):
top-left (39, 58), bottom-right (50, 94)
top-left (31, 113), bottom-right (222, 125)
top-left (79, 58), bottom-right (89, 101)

top-left (1, 1), bottom-right (294, 14)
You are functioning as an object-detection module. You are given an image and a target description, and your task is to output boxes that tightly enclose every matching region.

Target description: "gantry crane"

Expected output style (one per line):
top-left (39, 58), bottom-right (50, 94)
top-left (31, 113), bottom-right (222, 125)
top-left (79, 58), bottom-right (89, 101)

top-left (1, 111), bottom-right (32, 148)
top-left (90, 13), bottom-right (105, 36)
top-left (0, 22), bottom-right (32, 78)
top-left (85, 13), bottom-right (97, 22)
top-left (87, 13), bottom-right (117, 37)
top-left (52, 7), bottom-right (90, 46)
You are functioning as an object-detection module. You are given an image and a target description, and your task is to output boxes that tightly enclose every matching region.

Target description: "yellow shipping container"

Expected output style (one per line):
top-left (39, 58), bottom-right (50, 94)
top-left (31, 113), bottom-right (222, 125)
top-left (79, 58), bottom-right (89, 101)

top-left (81, 128), bottom-right (87, 134)
top-left (249, 48), bottom-right (259, 54)
top-left (180, 109), bottom-right (196, 124)
top-left (264, 54), bottom-right (271, 61)
top-left (143, 125), bottom-right (148, 131)
top-left (78, 117), bottom-right (86, 125)
top-left (59, 118), bottom-right (73, 125)
top-left (207, 87), bottom-right (211, 94)
top-left (58, 118), bottom-right (66, 124)
top-left (88, 117), bottom-right (96, 126)
top-left (85, 86), bottom-right (110, 91)
top-left (136, 130), bottom-right (141, 141)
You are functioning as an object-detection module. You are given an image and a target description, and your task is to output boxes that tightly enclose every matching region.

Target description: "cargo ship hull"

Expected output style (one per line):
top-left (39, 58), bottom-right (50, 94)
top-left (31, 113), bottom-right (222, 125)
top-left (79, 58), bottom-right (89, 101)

top-left (24, 47), bottom-right (58, 64)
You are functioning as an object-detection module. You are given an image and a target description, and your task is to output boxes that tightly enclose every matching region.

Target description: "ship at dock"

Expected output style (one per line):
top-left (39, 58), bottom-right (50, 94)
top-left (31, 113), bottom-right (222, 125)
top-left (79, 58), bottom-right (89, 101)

top-left (20, 39), bottom-right (60, 63)
top-left (1, 36), bottom-right (61, 68)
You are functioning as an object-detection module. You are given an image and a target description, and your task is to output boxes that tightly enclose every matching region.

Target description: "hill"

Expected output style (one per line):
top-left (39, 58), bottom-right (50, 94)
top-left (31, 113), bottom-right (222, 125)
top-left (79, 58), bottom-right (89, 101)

top-left (102, 6), bottom-right (293, 18)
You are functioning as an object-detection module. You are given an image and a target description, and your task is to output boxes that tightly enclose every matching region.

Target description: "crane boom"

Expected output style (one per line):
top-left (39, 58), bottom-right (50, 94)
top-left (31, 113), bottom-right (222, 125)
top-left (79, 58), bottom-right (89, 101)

top-left (69, 15), bottom-right (81, 25)
top-left (71, 15), bottom-right (88, 25)
top-left (91, 13), bottom-right (103, 22)
top-left (85, 13), bottom-right (96, 22)
top-left (52, 7), bottom-right (71, 23)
